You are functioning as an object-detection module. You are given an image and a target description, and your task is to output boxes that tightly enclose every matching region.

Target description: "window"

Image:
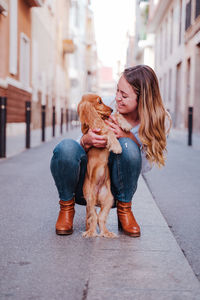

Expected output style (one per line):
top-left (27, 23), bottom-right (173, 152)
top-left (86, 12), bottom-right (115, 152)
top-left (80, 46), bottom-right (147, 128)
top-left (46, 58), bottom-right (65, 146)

top-left (155, 35), bottom-right (158, 68)
top-left (164, 73), bottom-right (167, 103)
top-left (195, 0), bottom-right (200, 18)
top-left (168, 69), bottom-right (172, 103)
top-left (32, 40), bottom-right (39, 101)
top-left (9, 0), bottom-right (18, 75)
top-left (179, 0), bottom-right (182, 44)
top-left (75, 1), bottom-right (79, 28)
top-left (185, 0), bottom-right (192, 30)
top-left (159, 77), bottom-right (163, 97)
top-left (20, 33), bottom-right (30, 88)
top-left (160, 26), bottom-right (163, 64)
top-left (165, 18), bottom-right (168, 59)
top-left (170, 9), bottom-right (173, 54)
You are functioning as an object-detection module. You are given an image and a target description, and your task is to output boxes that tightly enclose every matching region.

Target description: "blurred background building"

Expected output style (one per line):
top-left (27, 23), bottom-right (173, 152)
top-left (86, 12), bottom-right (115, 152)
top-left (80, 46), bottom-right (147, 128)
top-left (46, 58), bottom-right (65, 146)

top-left (148, 0), bottom-right (200, 132)
top-left (0, 0), bottom-right (200, 158)
top-left (126, 0), bottom-right (155, 68)
top-left (0, 0), bottom-right (97, 147)
top-left (126, 0), bottom-right (200, 133)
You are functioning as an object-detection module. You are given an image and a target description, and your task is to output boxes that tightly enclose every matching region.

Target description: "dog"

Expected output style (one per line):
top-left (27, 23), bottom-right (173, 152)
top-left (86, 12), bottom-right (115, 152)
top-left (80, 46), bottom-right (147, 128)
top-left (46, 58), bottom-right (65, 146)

top-left (78, 94), bottom-right (132, 238)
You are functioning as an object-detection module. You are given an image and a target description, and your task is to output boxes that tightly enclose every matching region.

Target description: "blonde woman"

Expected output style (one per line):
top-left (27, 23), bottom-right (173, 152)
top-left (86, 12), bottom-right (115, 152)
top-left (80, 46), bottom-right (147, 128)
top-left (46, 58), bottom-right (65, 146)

top-left (50, 65), bottom-right (171, 237)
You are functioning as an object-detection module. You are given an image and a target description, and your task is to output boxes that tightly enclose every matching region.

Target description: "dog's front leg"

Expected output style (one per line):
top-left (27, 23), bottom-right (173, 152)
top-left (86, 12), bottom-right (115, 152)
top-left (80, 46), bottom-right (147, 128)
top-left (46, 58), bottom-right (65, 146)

top-left (98, 185), bottom-right (117, 238)
top-left (82, 203), bottom-right (98, 238)
top-left (114, 113), bottom-right (132, 132)
top-left (98, 206), bottom-right (117, 238)
top-left (107, 131), bottom-right (122, 154)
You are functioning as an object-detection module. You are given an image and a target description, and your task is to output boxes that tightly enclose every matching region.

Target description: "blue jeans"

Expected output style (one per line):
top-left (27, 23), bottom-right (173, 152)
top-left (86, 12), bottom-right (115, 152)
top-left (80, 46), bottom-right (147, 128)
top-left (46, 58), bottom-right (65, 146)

top-left (50, 138), bottom-right (142, 207)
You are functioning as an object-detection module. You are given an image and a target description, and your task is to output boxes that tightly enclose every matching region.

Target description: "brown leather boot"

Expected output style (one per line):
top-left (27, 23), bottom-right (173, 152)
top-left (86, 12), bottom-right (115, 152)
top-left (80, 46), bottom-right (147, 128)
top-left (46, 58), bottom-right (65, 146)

top-left (56, 199), bottom-right (75, 235)
top-left (117, 200), bottom-right (140, 237)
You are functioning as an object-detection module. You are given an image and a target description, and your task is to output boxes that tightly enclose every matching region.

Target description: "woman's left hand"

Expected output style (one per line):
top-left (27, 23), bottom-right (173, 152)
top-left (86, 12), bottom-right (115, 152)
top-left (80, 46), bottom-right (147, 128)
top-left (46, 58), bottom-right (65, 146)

top-left (105, 115), bottom-right (129, 139)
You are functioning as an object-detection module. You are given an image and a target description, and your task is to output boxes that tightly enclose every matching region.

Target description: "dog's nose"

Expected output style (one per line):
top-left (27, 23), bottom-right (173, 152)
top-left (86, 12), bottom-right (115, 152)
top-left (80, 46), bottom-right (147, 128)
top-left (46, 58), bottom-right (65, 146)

top-left (111, 108), bottom-right (113, 113)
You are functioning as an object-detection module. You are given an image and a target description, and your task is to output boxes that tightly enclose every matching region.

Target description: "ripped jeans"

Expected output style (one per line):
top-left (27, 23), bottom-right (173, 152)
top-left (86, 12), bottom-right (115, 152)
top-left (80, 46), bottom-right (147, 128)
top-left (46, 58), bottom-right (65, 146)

top-left (50, 138), bottom-right (142, 206)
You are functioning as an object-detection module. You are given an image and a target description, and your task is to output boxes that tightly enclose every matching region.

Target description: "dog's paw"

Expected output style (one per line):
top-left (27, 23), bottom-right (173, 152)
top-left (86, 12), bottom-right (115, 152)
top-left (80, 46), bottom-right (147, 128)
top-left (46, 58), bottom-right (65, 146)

top-left (82, 230), bottom-right (98, 238)
top-left (121, 122), bottom-right (132, 132)
top-left (110, 142), bottom-right (122, 154)
top-left (99, 231), bottom-right (118, 238)
top-left (115, 114), bottom-right (132, 132)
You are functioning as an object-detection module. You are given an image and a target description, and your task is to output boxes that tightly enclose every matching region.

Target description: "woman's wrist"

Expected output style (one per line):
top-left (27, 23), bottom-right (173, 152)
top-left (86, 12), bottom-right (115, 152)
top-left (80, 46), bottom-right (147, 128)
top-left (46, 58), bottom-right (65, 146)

top-left (80, 135), bottom-right (85, 147)
top-left (80, 135), bottom-right (90, 152)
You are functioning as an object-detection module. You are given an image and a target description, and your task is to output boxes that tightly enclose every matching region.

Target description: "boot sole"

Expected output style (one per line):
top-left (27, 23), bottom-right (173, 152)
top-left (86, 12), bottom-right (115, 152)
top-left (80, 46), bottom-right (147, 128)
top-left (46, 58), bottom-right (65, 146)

top-left (118, 223), bottom-right (140, 237)
top-left (118, 227), bottom-right (140, 237)
top-left (56, 229), bottom-right (73, 235)
top-left (123, 230), bottom-right (140, 237)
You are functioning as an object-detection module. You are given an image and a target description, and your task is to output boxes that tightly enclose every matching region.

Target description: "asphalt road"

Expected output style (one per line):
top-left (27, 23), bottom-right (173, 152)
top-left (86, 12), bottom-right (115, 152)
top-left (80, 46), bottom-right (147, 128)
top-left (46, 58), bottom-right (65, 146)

top-left (143, 138), bottom-right (200, 281)
top-left (0, 130), bottom-right (89, 300)
top-left (1, 128), bottom-right (200, 299)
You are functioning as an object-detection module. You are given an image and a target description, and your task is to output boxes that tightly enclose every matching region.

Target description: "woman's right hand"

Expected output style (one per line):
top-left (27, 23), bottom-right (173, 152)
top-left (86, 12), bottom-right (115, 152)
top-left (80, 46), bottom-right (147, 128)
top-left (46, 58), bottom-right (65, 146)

top-left (81, 128), bottom-right (107, 151)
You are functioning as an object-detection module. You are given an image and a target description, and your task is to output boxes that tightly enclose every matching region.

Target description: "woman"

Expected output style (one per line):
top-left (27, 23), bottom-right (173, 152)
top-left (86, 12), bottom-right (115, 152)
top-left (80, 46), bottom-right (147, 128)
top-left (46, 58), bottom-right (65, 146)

top-left (50, 65), bottom-right (171, 237)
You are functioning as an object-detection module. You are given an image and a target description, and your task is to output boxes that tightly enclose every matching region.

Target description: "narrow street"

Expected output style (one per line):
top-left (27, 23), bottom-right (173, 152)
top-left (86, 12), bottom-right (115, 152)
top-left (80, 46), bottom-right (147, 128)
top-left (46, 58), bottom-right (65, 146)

top-left (0, 129), bottom-right (200, 300)
top-left (0, 0), bottom-right (200, 299)
top-left (143, 135), bottom-right (200, 282)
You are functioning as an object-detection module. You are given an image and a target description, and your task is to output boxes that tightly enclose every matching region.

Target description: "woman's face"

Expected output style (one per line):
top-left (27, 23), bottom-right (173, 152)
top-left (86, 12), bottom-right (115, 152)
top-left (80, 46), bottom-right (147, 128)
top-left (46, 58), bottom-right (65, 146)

top-left (115, 75), bottom-right (138, 114)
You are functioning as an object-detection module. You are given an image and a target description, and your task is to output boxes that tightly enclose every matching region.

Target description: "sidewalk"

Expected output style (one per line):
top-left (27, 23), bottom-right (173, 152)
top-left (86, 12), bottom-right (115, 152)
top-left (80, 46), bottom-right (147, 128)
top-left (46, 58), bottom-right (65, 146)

top-left (0, 129), bottom-right (200, 299)
top-left (5, 125), bottom-right (200, 158)
top-left (86, 176), bottom-right (200, 299)
top-left (5, 125), bottom-right (71, 158)
top-left (169, 128), bottom-right (200, 150)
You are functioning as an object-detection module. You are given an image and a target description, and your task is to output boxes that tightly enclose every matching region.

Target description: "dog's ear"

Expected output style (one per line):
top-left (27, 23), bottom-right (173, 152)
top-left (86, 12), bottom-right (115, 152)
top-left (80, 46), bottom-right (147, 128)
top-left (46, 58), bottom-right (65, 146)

top-left (78, 100), bottom-right (104, 130)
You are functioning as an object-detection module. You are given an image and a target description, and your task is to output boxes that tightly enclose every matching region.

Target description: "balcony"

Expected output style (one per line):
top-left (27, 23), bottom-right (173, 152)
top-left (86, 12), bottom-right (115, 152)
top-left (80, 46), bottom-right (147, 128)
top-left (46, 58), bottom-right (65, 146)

top-left (25, 0), bottom-right (43, 7)
top-left (63, 39), bottom-right (76, 54)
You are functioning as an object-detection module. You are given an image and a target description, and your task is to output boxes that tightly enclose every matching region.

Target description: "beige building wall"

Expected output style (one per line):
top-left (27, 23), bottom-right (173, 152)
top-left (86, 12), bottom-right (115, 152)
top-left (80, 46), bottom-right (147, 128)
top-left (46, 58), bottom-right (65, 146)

top-left (0, 0), bottom-right (97, 137)
top-left (133, 0), bottom-right (155, 68)
top-left (31, 0), bottom-right (73, 130)
top-left (0, 0), bottom-right (32, 85)
top-left (31, 1), bottom-right (57, 129)
top-left (0, 0), bottom-right (9, 82)
top-left (184, 0), bottom-right (200, 131)
top-left (0, 0), bottom-right (33, 132)
top-left (67, 0), bottom-right (97, 108)
top-left (149, 0), bottom-right (185, 127)
top-left (85, 4), bottom-right (98, 93)
top-left (54, 0), bottom-right (70, 118)
top-left (148, 0), bottom-right (200, 132)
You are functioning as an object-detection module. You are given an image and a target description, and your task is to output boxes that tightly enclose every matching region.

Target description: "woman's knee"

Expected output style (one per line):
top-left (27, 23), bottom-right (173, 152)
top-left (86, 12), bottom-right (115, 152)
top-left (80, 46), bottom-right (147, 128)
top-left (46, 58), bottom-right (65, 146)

top-left (109, 138), bottom-right (142, 202)
top-left (119, 138), bottom-right (142, 169)
top-left (52, 139), bottom-right (86, 165)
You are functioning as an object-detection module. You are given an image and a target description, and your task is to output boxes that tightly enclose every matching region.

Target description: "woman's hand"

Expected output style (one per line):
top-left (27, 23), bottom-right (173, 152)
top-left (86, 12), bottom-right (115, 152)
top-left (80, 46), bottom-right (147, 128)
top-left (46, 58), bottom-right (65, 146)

top-left (105, 115), bottom-right (141, 148)
top-left (81, 128), bottom-right (107, 151)
top-left (105, 115), bottom-right (128, 139)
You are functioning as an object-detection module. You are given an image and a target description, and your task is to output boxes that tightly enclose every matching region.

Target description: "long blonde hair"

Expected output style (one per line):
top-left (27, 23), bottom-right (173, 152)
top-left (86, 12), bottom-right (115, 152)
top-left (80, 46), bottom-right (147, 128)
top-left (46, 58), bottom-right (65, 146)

top-left (123, 65), bottom-right (171, 167)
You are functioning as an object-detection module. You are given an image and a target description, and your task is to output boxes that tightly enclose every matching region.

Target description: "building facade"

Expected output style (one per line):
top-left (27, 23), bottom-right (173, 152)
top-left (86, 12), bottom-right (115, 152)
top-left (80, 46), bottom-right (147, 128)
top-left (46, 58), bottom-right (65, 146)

top-left (148, 0), bottom-right (200, 132)
top-left (67, 0), bottom-right (98, 110)
top-left (31, 0), bottom-right (70, 134)
top-left (126, 0), bottom-right (154, 69)
top-left (0, 0), bottom-right (42, 136)
top-left (0, 0), bottom-right (97, 150)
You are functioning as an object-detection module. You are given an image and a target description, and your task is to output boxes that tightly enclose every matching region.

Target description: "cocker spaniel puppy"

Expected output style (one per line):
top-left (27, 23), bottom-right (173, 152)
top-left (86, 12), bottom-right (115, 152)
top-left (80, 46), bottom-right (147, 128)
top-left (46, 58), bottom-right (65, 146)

top-left (78, 94), bottom-right (132, 238)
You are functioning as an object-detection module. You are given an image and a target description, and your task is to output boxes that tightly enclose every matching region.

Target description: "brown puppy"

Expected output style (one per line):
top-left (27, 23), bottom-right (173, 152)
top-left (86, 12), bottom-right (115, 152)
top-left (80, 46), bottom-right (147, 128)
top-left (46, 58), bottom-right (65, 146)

top-left (78, 94), bottom-right (132, 238)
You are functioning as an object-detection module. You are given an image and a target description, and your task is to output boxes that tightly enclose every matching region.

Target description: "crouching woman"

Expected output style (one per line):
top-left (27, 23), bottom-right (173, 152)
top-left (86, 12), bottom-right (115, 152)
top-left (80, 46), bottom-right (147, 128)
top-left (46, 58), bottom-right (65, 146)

top-left (50, 65), bottom-right (171, 237)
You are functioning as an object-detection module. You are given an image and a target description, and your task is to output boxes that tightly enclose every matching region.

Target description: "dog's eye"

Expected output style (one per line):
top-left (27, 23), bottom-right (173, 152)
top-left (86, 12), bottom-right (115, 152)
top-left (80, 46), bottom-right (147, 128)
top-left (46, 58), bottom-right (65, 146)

top-left (98, 98), bottom-right (102, 104)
